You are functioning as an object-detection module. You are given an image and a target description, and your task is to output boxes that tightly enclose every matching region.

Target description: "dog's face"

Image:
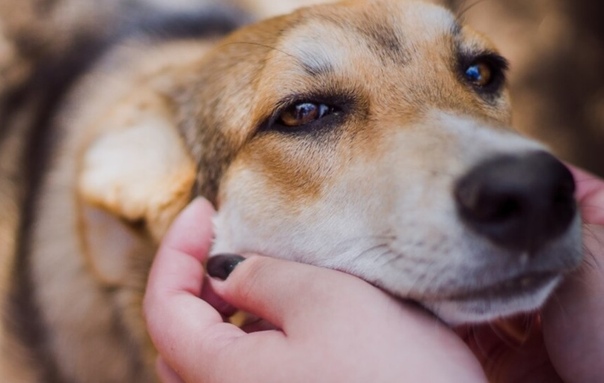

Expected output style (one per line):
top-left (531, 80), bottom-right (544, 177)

top-left (79, 0), bottom-right (582, 325)
top-left (199, 0), bottom-right (583, 324)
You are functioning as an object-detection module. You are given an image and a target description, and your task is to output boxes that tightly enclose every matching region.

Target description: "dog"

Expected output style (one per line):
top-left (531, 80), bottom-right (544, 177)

top-left (0, 0), bottom-right (583, 381)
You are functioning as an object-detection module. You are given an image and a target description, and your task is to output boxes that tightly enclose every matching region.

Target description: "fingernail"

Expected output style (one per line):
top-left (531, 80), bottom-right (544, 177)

top-left (207, 254), bottom-right (245, 280)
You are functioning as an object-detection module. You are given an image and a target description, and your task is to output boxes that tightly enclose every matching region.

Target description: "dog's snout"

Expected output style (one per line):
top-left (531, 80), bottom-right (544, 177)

top-left (455, 151), bottom-right (576, 253)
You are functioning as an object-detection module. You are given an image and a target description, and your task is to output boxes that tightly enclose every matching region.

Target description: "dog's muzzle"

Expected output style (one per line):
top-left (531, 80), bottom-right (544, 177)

top-left (454, 151), bottom-right (577, 254)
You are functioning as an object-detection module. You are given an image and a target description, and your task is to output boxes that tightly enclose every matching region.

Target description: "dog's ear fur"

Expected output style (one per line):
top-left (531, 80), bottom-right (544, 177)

top-left (78, 92), bottom-right (195, 242)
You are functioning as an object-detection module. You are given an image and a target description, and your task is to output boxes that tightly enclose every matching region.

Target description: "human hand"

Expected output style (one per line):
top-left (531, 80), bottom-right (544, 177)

top-left (460, 165), bottom-right (604, 383)
top-left (143, 198), bottom-right (487, 383)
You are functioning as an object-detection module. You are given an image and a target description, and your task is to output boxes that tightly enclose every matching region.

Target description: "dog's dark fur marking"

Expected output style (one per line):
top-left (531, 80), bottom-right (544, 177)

top-left (308, 9), bottom-right (407, 66)
top-left (358, 23), bottom-right (405, 63)
top-left (5, 7), bottom-right (247, 381)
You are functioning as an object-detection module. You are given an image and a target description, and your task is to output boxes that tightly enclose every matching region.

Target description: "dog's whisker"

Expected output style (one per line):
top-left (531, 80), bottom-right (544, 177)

top-left (454, 0), bottom-right (490, 20)
top-left (580, 226), bottom-right (604, 272)
top-left (352, 244), bottom-right (388, 261)
top-left (381, 243), bottom-right (437, 265)
top-left (580, 250), bottom-right (599, 273)
top-left (219, 41), bottom-right (299, 61)
top-left (379, 249), bottom-right (402, 267)
top-left (330, 235), bottom-right (396, 256)
top-left (374, 248), bottom-right (399, 267)
top-left (583, 224), bottom-right (604, 245)
top-left (547, 293), bottom-right (570, 331)
top-left (406, 268), bottom-right (430, 299)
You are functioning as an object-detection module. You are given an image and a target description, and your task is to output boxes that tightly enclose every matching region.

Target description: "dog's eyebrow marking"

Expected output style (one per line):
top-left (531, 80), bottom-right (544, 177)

top-left (353, 21), bottom-right (406, 64)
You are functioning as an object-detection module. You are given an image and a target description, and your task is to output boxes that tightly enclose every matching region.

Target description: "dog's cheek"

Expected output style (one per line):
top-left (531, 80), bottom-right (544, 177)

top-left (212, 160), bottom-right (294, 256)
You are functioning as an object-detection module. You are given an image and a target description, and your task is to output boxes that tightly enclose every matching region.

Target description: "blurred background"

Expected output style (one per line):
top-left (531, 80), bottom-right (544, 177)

top-left (1, 0), bottom-right (603, 175)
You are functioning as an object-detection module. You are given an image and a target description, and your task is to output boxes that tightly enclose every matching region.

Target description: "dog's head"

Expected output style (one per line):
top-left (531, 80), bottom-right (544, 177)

top-left (80, 0), bottom-right (582, 324)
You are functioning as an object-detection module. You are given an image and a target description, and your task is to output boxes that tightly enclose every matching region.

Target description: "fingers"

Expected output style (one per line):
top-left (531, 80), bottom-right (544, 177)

top-left (542, 224), bottom-right (604, 383)
top-left (144, 198), bottom-right (245, 381)
top-left (568, 165), bottom-right (604, 225)
top-left (545, 165), bottom-right (604, 382)
top-left (206, 255), bottom-right (488, 383)
top-left (156, 358), bottom-right (185, 383)
top-left (160, 197), bottom-right (216, 263)
top-left (208, 255), bottom-right (391, 335)
top-left (147, 198), bottom-right (215, 301)
top-left (146, 205), bottom-right (487, 383)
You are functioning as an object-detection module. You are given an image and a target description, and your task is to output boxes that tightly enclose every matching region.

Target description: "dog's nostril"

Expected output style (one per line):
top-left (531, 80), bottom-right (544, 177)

top-left (456, 185), bottom-right (521, 223)
top-left (455, 151), bottom-right (576, 253)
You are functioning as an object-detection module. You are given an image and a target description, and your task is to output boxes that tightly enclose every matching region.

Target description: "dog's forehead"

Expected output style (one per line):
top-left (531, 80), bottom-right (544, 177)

top-left (278, 0), bottom-right (459, 74)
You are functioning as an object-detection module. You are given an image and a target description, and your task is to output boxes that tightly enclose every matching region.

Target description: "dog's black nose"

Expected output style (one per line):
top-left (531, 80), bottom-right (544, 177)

top-left (454, 151), bottom-right (576, 253)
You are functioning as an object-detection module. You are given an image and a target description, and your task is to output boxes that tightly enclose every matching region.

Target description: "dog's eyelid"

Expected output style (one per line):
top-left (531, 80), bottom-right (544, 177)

top-left (460, 50), bottom-right (509, 71)
top-left (476, 52), bottom-right (509, 72)
top-left (260, 91), bottom-right (355, 130)
top-left (263, 97), bottom-right (306, 128)
top-left (457, 50), bottom-right (509, 96)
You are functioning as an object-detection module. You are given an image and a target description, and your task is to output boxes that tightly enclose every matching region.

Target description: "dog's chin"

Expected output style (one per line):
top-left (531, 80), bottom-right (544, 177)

top-left (420, 274), bottom-right (562, 326)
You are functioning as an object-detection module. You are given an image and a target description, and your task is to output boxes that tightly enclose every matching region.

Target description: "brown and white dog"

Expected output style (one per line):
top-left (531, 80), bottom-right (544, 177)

top-left (0, 0), bottom-right (583, 381)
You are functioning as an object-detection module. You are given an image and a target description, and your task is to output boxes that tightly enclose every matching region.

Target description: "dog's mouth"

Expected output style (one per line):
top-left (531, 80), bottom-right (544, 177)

top-left (434, 271), bottom-right (560, 303)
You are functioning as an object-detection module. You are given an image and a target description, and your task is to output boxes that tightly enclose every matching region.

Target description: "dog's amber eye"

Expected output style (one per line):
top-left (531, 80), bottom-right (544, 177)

top-left (465, 62), bottom-right (493, 88)
top-left (279, 102), bottom-right (332, 127)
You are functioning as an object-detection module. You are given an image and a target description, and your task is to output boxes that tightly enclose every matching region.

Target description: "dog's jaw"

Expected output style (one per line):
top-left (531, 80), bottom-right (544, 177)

top-left (425, 275), bottom-right (562, 325)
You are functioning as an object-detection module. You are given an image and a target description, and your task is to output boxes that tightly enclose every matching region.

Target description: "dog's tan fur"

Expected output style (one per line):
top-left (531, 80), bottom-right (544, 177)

top-left (0, 0), bottom-right (582, 382)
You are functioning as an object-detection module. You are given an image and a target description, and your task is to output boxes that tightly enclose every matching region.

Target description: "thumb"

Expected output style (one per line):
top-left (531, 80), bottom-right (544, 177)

top-left (206, 254), bottom-right (377, 335)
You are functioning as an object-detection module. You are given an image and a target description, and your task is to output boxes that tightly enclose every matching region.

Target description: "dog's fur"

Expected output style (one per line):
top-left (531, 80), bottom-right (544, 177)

top-left (0, 0), bottom-right (583, 382)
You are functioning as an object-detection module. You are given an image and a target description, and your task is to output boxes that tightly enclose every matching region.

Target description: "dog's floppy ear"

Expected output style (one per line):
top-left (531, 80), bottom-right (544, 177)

top-left (78, 92), bottom-right (196, 242)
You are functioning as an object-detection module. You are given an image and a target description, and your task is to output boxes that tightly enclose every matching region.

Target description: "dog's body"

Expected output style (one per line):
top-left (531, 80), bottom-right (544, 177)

top-left (0, 0), bottom-right (583, 382)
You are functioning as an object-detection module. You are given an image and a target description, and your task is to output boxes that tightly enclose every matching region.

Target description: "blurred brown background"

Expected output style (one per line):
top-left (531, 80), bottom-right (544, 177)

top-left (1, 0), bottom-right (603, 175)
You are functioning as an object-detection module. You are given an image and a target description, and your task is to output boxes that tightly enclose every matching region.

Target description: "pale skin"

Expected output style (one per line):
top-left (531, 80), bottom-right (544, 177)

top-left (143, 166), bottom-right (604, 383)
